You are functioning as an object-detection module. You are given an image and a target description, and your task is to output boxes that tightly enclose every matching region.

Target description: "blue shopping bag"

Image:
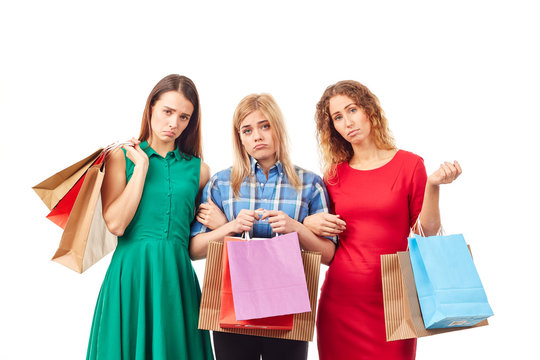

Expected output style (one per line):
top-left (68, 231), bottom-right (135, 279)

top-left (408, 233), bottom-right (493, 329)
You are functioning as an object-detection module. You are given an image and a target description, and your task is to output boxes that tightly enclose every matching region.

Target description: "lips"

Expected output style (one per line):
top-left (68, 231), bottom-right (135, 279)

top-left (163, 131), bottom-right (175, 137)
top-left (253, 144), bottom-right (267, 150)
top-left (347, 129), bottom-right (359, 137)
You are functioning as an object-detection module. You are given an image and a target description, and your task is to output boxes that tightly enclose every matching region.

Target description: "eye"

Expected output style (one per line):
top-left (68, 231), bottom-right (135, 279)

top-left (242, 129), bottom-right (252, 135)
top-left (164, 109), bottom-right (172, 115)
top-left (350, 108), bottom-right (357, 113)
top-left (334, 115), bottom-right (342, 121)
top-left (180, 115), bottom-right (190, 121)
top-left (261, 124), bottom-right (270, 130)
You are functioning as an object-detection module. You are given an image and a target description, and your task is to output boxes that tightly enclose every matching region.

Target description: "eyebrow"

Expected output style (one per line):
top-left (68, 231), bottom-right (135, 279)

top-left (163, 105), bottom-right (191, 117)
top-left (330, 103), bottom-right (356, 118)
top-left (240, 119), bottom-right (269, 129)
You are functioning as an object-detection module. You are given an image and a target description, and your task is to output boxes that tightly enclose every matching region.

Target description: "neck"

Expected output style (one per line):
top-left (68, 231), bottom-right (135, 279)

top-left (256, 157), bottom-right (276, 179)
top-left (350, 138), bottom-right (379, 163)
top-left (149, 137), bottom-right (176, 157)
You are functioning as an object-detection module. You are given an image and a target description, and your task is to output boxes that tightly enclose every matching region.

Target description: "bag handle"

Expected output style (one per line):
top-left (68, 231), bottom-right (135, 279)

top-left (242, 229), bottom-right (280, 241)
top-left (408, 218), bottom-right (446, 249)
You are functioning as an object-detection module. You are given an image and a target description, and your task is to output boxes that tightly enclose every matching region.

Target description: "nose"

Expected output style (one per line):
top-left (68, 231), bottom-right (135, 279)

top-left (168, 117), bottom-right (178, 129)
top-left (344, 114), bottom-right (354, 128)
top-left (253, 128), bottom-right (263, 141)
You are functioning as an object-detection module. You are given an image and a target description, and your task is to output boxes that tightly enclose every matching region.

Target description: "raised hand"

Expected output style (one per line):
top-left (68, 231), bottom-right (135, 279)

top-left (123, 138), bottom-right (149, 170)
top-left (428, 160), bottom-right (462, 186)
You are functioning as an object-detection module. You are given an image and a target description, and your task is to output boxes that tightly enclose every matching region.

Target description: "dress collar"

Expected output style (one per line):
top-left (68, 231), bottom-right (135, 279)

top-left (140, 140), bottom-right (181, 160)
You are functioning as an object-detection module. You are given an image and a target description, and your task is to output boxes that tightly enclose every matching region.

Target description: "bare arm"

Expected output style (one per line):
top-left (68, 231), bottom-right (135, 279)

top-left (101, 140), bottom-right (149, 236)
top-left (419, 161), bottom-right (462, 236)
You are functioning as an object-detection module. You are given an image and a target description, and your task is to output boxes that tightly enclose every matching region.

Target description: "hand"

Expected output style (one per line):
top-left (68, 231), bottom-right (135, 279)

top-left (196, 198), bottom-right (228, 230)
top-left (427, 161), bottom-right (462, 186)
top-left (123, 138), bottom-right (149, 170)
top-left (303, 212), bottom-right (346, 237)
top-left (230, 209), bottom-right (259, 234)
top-left (261, 210), bottom-right (299, 234)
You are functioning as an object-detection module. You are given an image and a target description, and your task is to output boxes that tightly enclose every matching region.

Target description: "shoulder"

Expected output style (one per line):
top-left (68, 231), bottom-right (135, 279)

top-left (323, 162), bottom-right (347, 185)
top-left (105, 147), bottom-right (127, 169)
top-left (396, 149), bottom-right (425, 169)
top-left (292, 165), bottom-right (324, 185)
top-left (205, 166), bottom-right (234, 188)
top-left (397, 149), bottom-right (423, 162)
top-left (199, 160), bottom-right (210, 184)
top-left (213, 166), bottom-right (233, 180)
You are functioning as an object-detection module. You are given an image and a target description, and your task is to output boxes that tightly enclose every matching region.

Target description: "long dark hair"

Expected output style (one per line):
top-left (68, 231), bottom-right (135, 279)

top-left (138, 74), bottom-right (202, 158)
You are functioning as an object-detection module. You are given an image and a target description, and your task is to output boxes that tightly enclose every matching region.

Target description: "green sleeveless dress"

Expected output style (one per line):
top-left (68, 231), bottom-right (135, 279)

top-left (87, 141), bottom-right (213, 360)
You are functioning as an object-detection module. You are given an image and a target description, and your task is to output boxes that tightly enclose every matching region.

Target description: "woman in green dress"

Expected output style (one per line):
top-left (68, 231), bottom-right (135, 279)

top-left (87, 74), bottom-right (214, 359)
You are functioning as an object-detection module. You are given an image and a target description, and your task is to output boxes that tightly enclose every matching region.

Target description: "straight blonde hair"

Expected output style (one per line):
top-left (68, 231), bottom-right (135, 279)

top-left (231, 93), bottom-right (301, 197)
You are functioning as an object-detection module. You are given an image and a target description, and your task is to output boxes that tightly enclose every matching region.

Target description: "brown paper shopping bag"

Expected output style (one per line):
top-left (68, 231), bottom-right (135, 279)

top-left (52, 163), bottom-right (117, 273)
top-left (33, 148), bottom-right (104, 210)
top-left (199, 239), bottom-right (321, 341)
top-left (381, 251), bottom-right (488, 341)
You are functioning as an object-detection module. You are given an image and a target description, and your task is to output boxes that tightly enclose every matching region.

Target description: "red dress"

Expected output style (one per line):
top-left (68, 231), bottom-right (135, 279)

top-left (317, 150), bottom-right (426, 360)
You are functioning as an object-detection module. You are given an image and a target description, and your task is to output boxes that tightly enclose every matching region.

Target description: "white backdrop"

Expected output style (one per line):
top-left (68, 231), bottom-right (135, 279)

top-left (1, 1), bottom-right (538, 359)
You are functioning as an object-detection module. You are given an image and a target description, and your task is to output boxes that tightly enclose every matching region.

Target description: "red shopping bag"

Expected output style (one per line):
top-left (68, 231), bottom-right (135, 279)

top-left (219, 237), bottom-right (294, 330)
top-left (46, 153), bottom-right (106, 229)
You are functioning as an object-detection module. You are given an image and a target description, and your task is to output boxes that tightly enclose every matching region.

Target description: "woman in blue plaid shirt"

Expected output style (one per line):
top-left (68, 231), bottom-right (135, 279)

top-left (190, 93), bottom-right (337, 360)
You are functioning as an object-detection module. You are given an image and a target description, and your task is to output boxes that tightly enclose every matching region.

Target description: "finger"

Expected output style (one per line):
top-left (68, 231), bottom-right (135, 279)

top-left (330, 217), bottom-right (347, 227)
top-left (261, 210), bottom-right (278, 220)
top-left (444, 162), bottom-right (458, 180)
top-left (454, 161), bottom-right (463, 175)
top-left (240, 217), bottom-right (255, 226)
top-left (323, 213), bottom-right (346, 226)
top-left (239, 210), bottom-right (257, 220)
top-left (199, 203), bottom-right (210, 210)
top-left (245, 213), bottom-right (259, 221)
top-left (198, 208), bottom-right (210, 216)
top-left (240, 224), bottom-right (252, 232)
top-left (196, 215), bottom-right (207, 225)
top-left (321, 226), bottom-right (342, 235)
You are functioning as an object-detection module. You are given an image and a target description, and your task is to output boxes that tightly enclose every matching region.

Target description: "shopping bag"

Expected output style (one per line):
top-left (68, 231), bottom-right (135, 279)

top-left (381, 251), bottom-right (489, 341)
top-left (199, 239), bottom-right (321, 341)
top-left (46, 153), bottom-right (106, 229)
top-left (219, 237), bottom-right (293, 330)
top-left (408, 234), bottom-right (494, 329)
top-left (51, 162), bottom-right (117, 273)
top-left (227, 232), bottom-right (311, 320)
top-left (33, 148), bottom-right (103, 210)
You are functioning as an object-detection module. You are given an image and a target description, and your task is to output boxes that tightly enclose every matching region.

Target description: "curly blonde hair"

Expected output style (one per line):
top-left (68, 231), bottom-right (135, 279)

top-left (315, 80), bottom-right (396, 180)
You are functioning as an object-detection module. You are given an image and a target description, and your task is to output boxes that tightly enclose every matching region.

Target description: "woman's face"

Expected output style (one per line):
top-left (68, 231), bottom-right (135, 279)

top-left (239, 110), bottom-right (277, 163)
top-left (150, 90), bottom-right (194, 145)
top-left (329, 94), bottom-right (372, 145)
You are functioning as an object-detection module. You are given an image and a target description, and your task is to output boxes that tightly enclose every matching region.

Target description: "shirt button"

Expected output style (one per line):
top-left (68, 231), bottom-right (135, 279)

top-left (168, 193), bottom-right (171, 197)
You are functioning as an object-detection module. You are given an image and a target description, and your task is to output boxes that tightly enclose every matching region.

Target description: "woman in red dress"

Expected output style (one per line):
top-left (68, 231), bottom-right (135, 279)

top-left (304, 80), bottom-right (462, 359)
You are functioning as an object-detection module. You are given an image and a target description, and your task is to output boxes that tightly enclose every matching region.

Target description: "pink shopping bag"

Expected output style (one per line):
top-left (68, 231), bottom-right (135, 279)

top-left (226, 232), bottom-right (311, 321)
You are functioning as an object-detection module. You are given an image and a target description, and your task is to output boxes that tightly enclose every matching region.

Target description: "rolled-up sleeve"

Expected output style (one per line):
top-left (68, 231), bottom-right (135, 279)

top-left (309, 175), bottom-right (338, 244)
top-left (190, 174), bottom-right (223, 238)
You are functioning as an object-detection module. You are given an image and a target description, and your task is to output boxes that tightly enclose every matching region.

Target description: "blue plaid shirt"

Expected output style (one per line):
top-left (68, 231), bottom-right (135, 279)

top-left (190, 158), bottom-right (337, 243)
